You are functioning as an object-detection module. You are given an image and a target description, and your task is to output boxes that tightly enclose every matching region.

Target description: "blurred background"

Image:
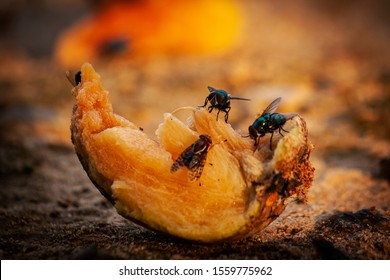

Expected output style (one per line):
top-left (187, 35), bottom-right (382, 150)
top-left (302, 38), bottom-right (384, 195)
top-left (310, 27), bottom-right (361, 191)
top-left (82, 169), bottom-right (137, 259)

top-left (0, 0), bottom-right (389, 259)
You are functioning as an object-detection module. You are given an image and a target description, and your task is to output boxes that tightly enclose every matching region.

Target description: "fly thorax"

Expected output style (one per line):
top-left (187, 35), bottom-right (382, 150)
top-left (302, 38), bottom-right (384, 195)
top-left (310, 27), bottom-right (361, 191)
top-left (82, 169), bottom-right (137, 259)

top-left (254, 115), bottom-right (270, 134)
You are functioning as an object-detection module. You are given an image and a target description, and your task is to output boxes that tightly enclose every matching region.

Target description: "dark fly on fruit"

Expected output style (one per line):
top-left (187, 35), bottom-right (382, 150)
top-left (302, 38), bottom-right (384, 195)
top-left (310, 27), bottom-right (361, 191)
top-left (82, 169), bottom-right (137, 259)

top-left (66, 70), bottom-right (82, 86)
top-left (171, 134), bottom-right (226, 182)
top-left (199, 86), bottom-right (250, 122)
top-left (248, 97), bottom-right (298, 150)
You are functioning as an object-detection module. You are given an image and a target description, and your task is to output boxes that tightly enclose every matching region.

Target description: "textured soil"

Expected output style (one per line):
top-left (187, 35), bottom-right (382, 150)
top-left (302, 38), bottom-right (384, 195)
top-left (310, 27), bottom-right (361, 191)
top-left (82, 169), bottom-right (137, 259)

top-left (0, 0), bottom-right (389, 259)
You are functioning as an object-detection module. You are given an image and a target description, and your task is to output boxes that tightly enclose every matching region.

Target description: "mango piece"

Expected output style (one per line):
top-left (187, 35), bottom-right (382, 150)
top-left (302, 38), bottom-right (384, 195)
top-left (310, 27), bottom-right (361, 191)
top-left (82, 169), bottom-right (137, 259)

top-left (70, 63), bottom-right (314, 242)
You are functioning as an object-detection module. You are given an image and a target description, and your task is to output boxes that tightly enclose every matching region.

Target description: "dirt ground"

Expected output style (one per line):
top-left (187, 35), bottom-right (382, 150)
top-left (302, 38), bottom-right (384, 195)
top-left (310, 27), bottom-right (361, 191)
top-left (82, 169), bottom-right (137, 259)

top-left (0, 0), bottom-right (389, 259)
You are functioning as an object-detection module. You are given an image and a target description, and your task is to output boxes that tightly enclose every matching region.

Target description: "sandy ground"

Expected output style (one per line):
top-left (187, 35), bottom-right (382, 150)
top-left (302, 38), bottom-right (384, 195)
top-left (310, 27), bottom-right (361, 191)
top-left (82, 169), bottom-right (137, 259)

top-left (0, 0), bottom-right (389, 259)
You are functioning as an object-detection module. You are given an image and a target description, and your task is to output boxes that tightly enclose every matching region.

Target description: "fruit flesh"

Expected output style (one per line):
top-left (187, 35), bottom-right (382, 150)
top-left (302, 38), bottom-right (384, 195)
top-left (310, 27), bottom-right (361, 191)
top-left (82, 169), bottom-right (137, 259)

top-left (70, 63), bottom-right (314, 242)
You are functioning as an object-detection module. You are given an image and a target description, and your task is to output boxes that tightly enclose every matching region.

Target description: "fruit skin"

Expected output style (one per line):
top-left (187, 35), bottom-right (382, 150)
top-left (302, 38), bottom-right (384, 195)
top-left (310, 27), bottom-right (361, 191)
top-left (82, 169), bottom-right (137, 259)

top-left (70, 63), bottom-right (314, 243)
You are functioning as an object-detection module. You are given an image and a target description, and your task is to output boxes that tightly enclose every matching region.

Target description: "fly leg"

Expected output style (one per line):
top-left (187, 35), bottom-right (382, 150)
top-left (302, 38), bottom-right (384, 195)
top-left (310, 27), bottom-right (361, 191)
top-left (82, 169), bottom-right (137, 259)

top-left (223, 107), bottom-right (231, 123)
top-left (199, 96), bottom-right (209, 108)
top-left (269, 132), bottom-right (274, 150)
top-left (279, 126), bottom-right (289, 136)
top-left (271, 127), bottom-right (289, 150)
top-left (215, 109), bottom-right (221, 121)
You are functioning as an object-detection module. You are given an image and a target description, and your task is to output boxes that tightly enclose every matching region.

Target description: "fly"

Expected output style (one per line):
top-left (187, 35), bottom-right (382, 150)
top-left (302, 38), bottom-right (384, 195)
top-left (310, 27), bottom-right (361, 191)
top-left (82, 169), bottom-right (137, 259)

top-left (171, 134), bottom-right (226, 182)
top-left (199, 86), bottom-right (250, 122)
top-left (66, 70), bottom-right (82, 86)
top-left (248, 97), bottom-right (297, 150)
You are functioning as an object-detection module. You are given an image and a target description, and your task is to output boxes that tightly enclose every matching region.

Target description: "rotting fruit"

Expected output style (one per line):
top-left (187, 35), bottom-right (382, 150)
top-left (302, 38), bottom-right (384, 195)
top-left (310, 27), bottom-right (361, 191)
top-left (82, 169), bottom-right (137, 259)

top-left (70, 63), bottom-right (314, 243)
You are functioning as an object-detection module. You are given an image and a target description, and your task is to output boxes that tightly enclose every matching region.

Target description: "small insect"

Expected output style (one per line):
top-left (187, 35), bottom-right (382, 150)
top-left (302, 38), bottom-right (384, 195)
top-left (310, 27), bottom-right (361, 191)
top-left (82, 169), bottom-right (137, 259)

top-left (171, 134), bottom-right (225, 182)
top-left (248, 97), bottom-right (297, 150)
top-left (199, 86), bottom-right (250, 122)
top-left (66, 70), bottom-right (82, 86)
top-left (99, 37), bottom-right (128, 56)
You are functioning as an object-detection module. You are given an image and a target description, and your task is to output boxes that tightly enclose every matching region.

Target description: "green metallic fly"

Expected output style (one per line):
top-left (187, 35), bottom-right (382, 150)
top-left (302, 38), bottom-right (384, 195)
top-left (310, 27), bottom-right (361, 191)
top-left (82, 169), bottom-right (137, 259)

top-left (248, 97), bottom-right (298, 150)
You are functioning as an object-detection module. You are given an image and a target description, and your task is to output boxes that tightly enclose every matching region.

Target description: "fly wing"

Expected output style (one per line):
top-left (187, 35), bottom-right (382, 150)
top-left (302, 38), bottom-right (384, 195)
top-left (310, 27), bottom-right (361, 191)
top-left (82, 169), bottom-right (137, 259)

top-left (187, 165), bottom-right (204, 182)
top-left (282, 112), bottom-right (299, 121)
top-left (229, 96), bottom-right (251, 101)
top-left (262, 97), bottom-right (282, 115)
top-left (187, 154), bottom-right (207, 182)
top-left (207, 86), bottom-right (217, 93)
top-left (170, 145), bottom-right (194, 173)
top-left (170, 157), bottom-right (185, 173)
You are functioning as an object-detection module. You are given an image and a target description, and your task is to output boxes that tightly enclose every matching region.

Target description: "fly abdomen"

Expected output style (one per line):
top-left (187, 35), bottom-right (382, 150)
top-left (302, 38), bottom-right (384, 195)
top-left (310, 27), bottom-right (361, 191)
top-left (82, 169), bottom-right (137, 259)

top-left (268, 113), bottom-right (286, 130)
